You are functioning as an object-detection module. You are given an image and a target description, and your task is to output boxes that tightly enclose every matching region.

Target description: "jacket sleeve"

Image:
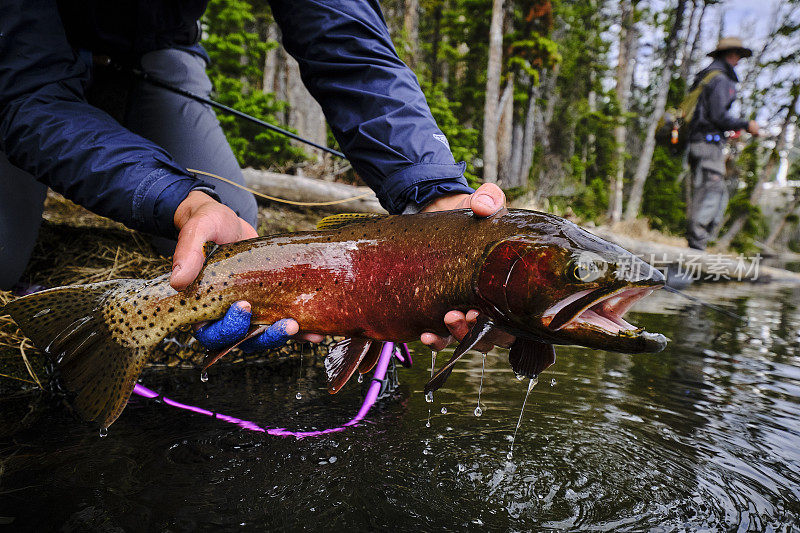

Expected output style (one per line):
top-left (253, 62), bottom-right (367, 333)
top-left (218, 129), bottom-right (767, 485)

top-left (704, 76), bottom-right (749, 133)
top-left (268, 0), bottom-right (474, 214)
top-left (0, 0), bottom-right (208, 238)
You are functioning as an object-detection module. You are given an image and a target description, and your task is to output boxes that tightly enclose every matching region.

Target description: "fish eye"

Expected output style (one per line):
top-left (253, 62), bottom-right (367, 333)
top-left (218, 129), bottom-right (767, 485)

top-left (568, 254), bottom-right (607, 283)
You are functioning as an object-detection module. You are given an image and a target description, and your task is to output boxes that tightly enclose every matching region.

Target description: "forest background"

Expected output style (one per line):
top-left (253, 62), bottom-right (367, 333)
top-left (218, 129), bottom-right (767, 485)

top-left (201, 0), bottom-right (800, 253)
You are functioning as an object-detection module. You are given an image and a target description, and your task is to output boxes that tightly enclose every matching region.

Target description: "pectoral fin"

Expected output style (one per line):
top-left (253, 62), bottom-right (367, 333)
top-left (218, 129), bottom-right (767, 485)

top-left (358, 341), bottom-right (384, 374)
top-left (508, 339), bottom-right (556, 378)
top-left (325, 337), bottom-right (372, 394)
top-left (424, 315), bottom-right (494, 394)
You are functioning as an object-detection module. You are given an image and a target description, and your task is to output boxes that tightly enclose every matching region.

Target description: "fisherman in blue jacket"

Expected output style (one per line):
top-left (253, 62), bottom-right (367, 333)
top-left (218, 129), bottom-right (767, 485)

top-left (686, 36), bottom-right (760, 250)
top-left (0, 1), bottom-right (513, 353)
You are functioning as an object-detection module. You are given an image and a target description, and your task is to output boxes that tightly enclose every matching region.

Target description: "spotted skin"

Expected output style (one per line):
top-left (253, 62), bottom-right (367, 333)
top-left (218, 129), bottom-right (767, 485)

top-left (2, 208), bottom-right (666, 429)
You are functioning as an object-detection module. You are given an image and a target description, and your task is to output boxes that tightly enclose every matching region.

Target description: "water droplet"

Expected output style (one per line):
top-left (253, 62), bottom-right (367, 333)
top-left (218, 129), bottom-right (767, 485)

top-left (33, 308), bottom-right (51, 318)
top-left (357, 374), bottom-right (364, 383)
top-left (295, 392), bottom-right (302, 400)
top-left (550, 378), bottom-right (556, 387)
top-left (99, 427), bottom-right (108, 438)
top-left (476, 353), bottom-right (486, 418)
top-left (506, 451), bottom-right (513, 460)
top-left (440, 406), bottom-right (447, 414)
top-left (515, 373), bottom-right (526, 381)
top-left (200, 372), bottom-right (208, 383)
top-left (329, 456), bottom-right (337, 463)
top-left (425, 420), bottom-right (431, 428)
top-left (508, 377), bottom-right (537, 459)
top-left (425, 391), bottom-right (434, 403)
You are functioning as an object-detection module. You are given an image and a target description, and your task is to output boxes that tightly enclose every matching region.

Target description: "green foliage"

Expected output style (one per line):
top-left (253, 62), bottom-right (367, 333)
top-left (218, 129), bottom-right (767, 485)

top-left (572, 177), bottom-right (609, 220)
top-left (421, 81), bottom-right (481, 187)
top-left (202, 0), bottom-right (304, 169)
top-left (721, 141), bottom-right (766, 252)
top-left (641, 146), bottom-right (685, 233)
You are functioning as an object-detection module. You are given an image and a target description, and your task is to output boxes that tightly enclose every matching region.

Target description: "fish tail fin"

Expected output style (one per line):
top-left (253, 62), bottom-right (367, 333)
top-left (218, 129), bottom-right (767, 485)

top-left (2, 279), bottom-right (157, 429)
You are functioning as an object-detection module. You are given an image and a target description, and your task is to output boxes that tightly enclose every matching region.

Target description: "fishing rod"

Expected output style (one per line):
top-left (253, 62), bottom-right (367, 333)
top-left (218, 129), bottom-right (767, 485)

top-left (128, 66), bottom-right (347, 160)
top-left (662, 285), bottom-right (748, 323)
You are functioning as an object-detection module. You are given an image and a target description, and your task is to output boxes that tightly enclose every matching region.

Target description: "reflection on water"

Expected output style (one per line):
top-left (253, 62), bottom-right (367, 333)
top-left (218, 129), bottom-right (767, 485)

top-left (1, 283), bottom-right (799, 530)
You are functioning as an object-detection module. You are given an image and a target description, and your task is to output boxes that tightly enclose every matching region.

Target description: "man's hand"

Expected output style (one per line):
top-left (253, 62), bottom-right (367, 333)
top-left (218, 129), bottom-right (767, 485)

top-left (172, 192), bottom-right (324, 351)
top-left (747, 120), bottom-right (760, 137)
top-left (171, 191), bottom-right (258, 291)
top-left (419, 183), bottom-right (516, 352)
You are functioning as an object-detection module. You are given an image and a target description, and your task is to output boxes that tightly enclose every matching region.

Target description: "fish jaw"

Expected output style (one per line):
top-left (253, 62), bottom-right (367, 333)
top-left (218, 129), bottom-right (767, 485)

top-left (541, 283), bottom-right (667, 353)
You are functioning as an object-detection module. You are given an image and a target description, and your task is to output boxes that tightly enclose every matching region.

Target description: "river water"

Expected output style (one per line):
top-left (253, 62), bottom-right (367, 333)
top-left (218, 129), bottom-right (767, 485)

top-left (1, 282), bottom-right (799, 531)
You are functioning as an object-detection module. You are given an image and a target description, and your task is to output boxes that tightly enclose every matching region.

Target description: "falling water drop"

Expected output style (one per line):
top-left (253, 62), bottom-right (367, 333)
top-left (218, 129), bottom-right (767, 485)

top-left (476, 353), bottom-right (486, 417)
top-left (440, 406), bottom-right (447, 414)
top-left (357, 374), bottom-right (364, 383)
top-left (550, 378), bottom-right (556, 387)
top-left (425, 420), bottom-right (431, 428)
top-left (508, 377), bottom-right (537, 459)
top-left (295, 392), bottom-right (302, 400)
top-left (506, 451), bottom-right (513, 460)
top-left (99, 427), bottom-right (108, 438)
top-left (426, 349), bottom-right (438, 402)
top-left (200, 371), bottom-right (208, 383)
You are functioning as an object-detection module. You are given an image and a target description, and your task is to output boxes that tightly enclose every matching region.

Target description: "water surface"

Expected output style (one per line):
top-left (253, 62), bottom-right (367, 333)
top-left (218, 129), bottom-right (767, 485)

top-left (1, 283), bottom-right (799, 531)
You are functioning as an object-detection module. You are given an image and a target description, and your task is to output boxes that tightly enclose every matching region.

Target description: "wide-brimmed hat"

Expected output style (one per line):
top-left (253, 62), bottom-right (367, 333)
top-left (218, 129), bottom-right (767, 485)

top-left (708, 36), bottom-right (753, 58)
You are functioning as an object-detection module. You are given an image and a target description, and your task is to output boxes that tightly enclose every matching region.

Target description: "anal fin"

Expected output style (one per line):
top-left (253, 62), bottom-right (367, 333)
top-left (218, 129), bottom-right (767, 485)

top-left (424, 315), bottom-right (494, 394)
top-left (325, 338), bottom-right (372, 393)
top-left (509, 339), bottom-right (556, 378)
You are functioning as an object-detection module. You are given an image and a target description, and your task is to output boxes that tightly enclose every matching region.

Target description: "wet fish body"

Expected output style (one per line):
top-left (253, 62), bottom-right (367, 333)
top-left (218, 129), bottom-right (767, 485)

top-left (3, 209), bottom-right (666, 429)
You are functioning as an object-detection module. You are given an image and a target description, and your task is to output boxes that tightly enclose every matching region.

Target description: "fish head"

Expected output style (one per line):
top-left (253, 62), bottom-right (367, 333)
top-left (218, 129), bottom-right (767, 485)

top-left (475, 214), bottom-right (666, 353)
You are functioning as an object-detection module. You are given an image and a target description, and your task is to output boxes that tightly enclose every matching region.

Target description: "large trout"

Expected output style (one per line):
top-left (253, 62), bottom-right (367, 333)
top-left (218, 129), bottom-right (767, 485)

top-left (3, 209), bottom-right (666, 430)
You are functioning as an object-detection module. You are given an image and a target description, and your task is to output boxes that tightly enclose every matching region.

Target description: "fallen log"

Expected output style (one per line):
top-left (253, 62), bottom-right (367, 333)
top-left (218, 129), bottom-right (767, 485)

top-left (241, 168), bottom-right (385, 214)
top-left (593, 229), bottom-right (800, 284)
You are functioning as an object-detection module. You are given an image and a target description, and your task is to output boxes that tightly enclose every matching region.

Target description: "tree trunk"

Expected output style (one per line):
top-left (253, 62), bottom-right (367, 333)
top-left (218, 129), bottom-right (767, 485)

top-left (517, 83), bottom-right (538, 188)
top-left (624, 0), bottom-right (688, 221)
top-left (497, 76), bottom-right (515, 184)
top-left (764, 194), bottom-right (800, 248)
top-left (678, 1), bottom-right (698, 75)
top-left (482, 0), bottom-right (505, 183)
top-left (285, 54), bottom-right (328, 160)
top-left (509, 121), bottom-right (524, 187)
top-left (262, 23), bottom-right (279, 94)
top-left (431, 4), bottom-right (443, 82)
top-left (680, 0), bottom-right (707, 81)
top-left (241, 168), bottom-right (384, 213)
top-left (608, 0), bottom-right (637, 223)
top-left (403, 0), bottom-right (420, 69)
top-left (716, 82), bottom-right (800, 248)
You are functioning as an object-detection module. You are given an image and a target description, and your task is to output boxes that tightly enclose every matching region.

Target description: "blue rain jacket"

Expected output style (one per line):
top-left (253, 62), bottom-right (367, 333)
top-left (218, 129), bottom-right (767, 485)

top-left (0, 0), bottom-right (472, 240)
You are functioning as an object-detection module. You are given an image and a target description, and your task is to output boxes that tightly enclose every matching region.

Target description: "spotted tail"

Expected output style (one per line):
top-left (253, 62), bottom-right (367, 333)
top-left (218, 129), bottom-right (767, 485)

top-left (2, 279), bottom-right (159, 430)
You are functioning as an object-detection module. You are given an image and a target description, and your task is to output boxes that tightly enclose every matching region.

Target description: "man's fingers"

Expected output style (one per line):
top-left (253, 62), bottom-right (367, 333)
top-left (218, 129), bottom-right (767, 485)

top-left (171, 216), bottom-right (213, 291)
top-left (470, 183), bottom-right (506, 217)
top-left (194, 300), bottom-right (252, 351)
top-left (420, 332), bottom-right (452, 352)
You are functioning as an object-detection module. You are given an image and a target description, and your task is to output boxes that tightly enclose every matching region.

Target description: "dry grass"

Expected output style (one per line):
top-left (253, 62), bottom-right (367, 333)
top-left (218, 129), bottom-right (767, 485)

top-left (0, 191), bottom-right (325, 394)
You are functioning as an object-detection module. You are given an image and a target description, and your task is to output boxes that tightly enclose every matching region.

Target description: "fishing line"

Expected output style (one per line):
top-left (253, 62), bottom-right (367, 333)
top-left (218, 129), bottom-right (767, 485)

top-left (662, 286), bottom-right (747, 323)
top-left (132, 342), bottom-right (410, 438)
top-left (187, 168), bottom-right (373, 207)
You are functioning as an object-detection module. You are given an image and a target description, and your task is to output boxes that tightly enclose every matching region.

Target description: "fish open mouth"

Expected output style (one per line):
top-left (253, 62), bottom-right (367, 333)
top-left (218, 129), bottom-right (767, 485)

top-left (544, 286), bottom-right (656, 334)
